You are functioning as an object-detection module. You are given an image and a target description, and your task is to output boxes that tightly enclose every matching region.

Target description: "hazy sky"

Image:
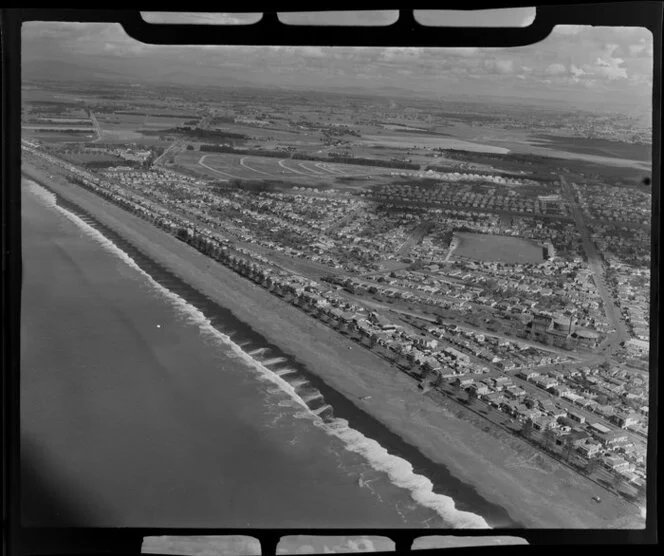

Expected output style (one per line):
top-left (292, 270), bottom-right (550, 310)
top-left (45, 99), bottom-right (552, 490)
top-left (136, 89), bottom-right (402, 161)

top-left (22, 14), bottom-right (653, 114)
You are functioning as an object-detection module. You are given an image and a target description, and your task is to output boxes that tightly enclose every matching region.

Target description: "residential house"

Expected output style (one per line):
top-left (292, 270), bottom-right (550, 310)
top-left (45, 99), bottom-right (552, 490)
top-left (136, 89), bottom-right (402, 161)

top-left (601, 455), bottom-right (630, 472)
top-left (610, 412), bottom-right (641, 429)
top-left (567, 410), bottom-right (586, 424)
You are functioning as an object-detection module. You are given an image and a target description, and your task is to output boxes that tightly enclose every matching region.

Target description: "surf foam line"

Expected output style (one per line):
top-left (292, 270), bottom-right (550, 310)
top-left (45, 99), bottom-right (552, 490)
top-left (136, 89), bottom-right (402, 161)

top-left (26, 179), bottom-right (491, 529)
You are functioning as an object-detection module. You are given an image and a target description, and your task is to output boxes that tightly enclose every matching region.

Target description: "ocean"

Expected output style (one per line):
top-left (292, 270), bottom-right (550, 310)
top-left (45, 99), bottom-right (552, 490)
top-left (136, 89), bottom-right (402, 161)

top-left (21, 178), bottom-right (517, 529)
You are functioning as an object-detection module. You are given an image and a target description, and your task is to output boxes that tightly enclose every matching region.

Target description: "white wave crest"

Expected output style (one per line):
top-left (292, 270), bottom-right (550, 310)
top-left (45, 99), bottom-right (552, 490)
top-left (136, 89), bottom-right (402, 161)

top-left (27, 179), bottom-right (491, 530)
top-left (262, 357), bottom-right (288, 366)
top-left (302, 392), bottom-right (324, 403)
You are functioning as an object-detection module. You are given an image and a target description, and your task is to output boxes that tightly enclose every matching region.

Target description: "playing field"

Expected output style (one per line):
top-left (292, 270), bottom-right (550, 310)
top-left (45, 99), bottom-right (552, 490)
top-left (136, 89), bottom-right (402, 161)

top-left (453, 232), bottom-right (544, 264)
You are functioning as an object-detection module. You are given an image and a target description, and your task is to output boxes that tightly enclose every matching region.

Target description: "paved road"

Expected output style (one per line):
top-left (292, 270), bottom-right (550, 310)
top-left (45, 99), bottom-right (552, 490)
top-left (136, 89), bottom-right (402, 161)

top-left (89, 110), bottom-right (102, 142)
top-left (154, 141), bottom-right (183, 167)
top-left (558, 174), bottom-right (629, 355)
top-left (396, 221), bottom-right (434, 257)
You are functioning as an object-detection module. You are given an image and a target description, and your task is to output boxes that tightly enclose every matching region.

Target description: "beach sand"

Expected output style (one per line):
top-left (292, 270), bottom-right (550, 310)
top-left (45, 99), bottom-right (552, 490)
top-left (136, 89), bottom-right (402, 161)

top-left (21, 161), bottom-right (645, 529)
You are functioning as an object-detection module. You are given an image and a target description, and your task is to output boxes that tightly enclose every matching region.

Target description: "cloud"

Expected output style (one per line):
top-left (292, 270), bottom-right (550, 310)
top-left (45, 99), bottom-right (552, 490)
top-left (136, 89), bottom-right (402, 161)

top-left (628, 37), bottom-right (653, 57)
top-left (594, 56), bottom-right (628, 80)
top-left (546, 63), bottom-right (567, 75)
top-left (494, 59), bottom-right (514, 74)
top-left (21, 21), bottom-right (653, 111)
top-left (629, 40), bottom-right (647, 55)
top-left (279, 10), bottom-right (398, 26)
top-left (570, 64), bottom-right (585, 77)
top-left (445, 47), bottom-right (480, 57)
top-left (605, 43), bottom-right (620, 57)
top-left (379, 47), bottom-right (424, 62)
top-left (140, 12), bottom-right (262, 25)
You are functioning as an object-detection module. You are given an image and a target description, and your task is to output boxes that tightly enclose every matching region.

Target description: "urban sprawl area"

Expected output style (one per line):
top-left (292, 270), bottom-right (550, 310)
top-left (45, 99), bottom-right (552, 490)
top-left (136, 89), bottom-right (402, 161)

top-left (22, 80), bottom-right (651, 510)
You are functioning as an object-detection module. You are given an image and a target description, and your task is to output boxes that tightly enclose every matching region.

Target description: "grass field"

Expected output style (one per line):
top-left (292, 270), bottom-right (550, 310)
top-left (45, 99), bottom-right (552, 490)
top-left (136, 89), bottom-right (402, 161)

top-left (93, 113), bottom-right (189, 144)
top-left (453, 232), bottom-right (544, 264)
top-left (531, 134), bottom-right (651, 162)
top-left (174, 151), bottom-right (411, 183)
top-left (62, 152), bottom-right (125, 165)
top-left (360, 133), bottom-right (511, 154)
top-left (22, 129), bottom-right (96, 143)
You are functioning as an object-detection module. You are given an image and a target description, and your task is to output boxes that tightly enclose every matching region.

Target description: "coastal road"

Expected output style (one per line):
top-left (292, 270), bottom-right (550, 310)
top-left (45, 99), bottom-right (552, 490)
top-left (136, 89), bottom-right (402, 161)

top-left (558, 174), bottom-right (629, 355)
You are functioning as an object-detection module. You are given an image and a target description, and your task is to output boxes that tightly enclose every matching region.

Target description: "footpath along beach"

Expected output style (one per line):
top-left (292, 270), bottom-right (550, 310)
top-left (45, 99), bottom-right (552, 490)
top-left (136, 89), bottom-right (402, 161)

top-left (21, 162), bottom-right (645, 529)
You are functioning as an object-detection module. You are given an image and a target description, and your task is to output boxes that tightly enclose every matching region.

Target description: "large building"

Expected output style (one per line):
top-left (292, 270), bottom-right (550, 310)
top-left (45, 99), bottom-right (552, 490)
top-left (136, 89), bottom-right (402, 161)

top-left (527, 311), bottom-right (600, 350)
top-left (570, 328), bottom-right (600, 349)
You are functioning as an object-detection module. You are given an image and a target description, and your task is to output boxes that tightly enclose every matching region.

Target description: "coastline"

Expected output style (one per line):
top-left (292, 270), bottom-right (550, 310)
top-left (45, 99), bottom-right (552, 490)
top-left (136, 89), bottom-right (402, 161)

top-left (21, 162), bottom-right (644, 529)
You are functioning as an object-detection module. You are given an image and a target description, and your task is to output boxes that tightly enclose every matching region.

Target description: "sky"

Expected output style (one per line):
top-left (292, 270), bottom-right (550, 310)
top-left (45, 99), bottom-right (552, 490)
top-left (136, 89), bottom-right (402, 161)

top-left (139, 9), bottom-right (536, 27)
top-left (21, 11), bottom-right (653, 115)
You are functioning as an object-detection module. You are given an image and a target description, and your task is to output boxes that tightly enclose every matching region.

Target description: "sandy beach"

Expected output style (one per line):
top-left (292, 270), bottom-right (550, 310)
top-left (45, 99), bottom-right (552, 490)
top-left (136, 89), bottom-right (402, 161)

top-left (21, 161), bottom-right (645, 529)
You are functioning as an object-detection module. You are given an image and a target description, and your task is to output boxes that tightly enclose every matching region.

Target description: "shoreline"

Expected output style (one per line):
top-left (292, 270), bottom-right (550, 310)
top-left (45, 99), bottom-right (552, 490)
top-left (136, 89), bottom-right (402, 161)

top-left (20, 162), bottom-right (644, 529)
top-left (37, 180), bottom-right (511, 528)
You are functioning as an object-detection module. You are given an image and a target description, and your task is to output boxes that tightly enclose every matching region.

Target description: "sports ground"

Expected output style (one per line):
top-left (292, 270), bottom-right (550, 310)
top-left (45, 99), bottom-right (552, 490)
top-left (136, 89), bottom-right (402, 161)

top-left (175, 151), bottom-right (415, 183)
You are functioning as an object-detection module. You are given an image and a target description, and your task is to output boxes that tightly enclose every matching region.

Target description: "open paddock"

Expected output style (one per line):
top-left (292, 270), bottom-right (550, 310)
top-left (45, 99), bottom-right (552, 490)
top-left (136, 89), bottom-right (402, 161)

top-left (21, 130), bottom-right (96, 144)
top-left (21, 126), bottom-right (95, 132)
top-left (96, 113), bottom-right (190, 129)
top-left (112, 110), bottom-right (197, 118)
top-left (360, 133), bottom-right (511, 154)
top-left (530, 134), bottom-right (651, 163)
top-left (61, 151), bottom-right (125, 165)
top-left (29, 117), bottom-right (92, 125)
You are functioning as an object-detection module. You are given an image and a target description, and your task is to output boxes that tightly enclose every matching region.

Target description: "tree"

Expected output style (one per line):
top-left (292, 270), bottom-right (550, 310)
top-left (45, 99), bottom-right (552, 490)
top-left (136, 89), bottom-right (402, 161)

top-left (612, 472), bottom-right (625, 493)
top-left (586, 457), bottom-right (600, 475)
top-left (521, 419), bottom-right (534, 439)
top-left (562, 436), bottom-right (574, 462)
top-left (466, 386), bottom-right (477, 405)
top-left (543, 427), bottom-right (556, 451)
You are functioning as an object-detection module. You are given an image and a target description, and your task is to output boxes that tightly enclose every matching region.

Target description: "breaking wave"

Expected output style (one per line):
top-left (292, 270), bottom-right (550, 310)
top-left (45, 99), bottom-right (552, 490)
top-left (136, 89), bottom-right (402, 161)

top-left (26, 179), bottom-right (491, 529)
